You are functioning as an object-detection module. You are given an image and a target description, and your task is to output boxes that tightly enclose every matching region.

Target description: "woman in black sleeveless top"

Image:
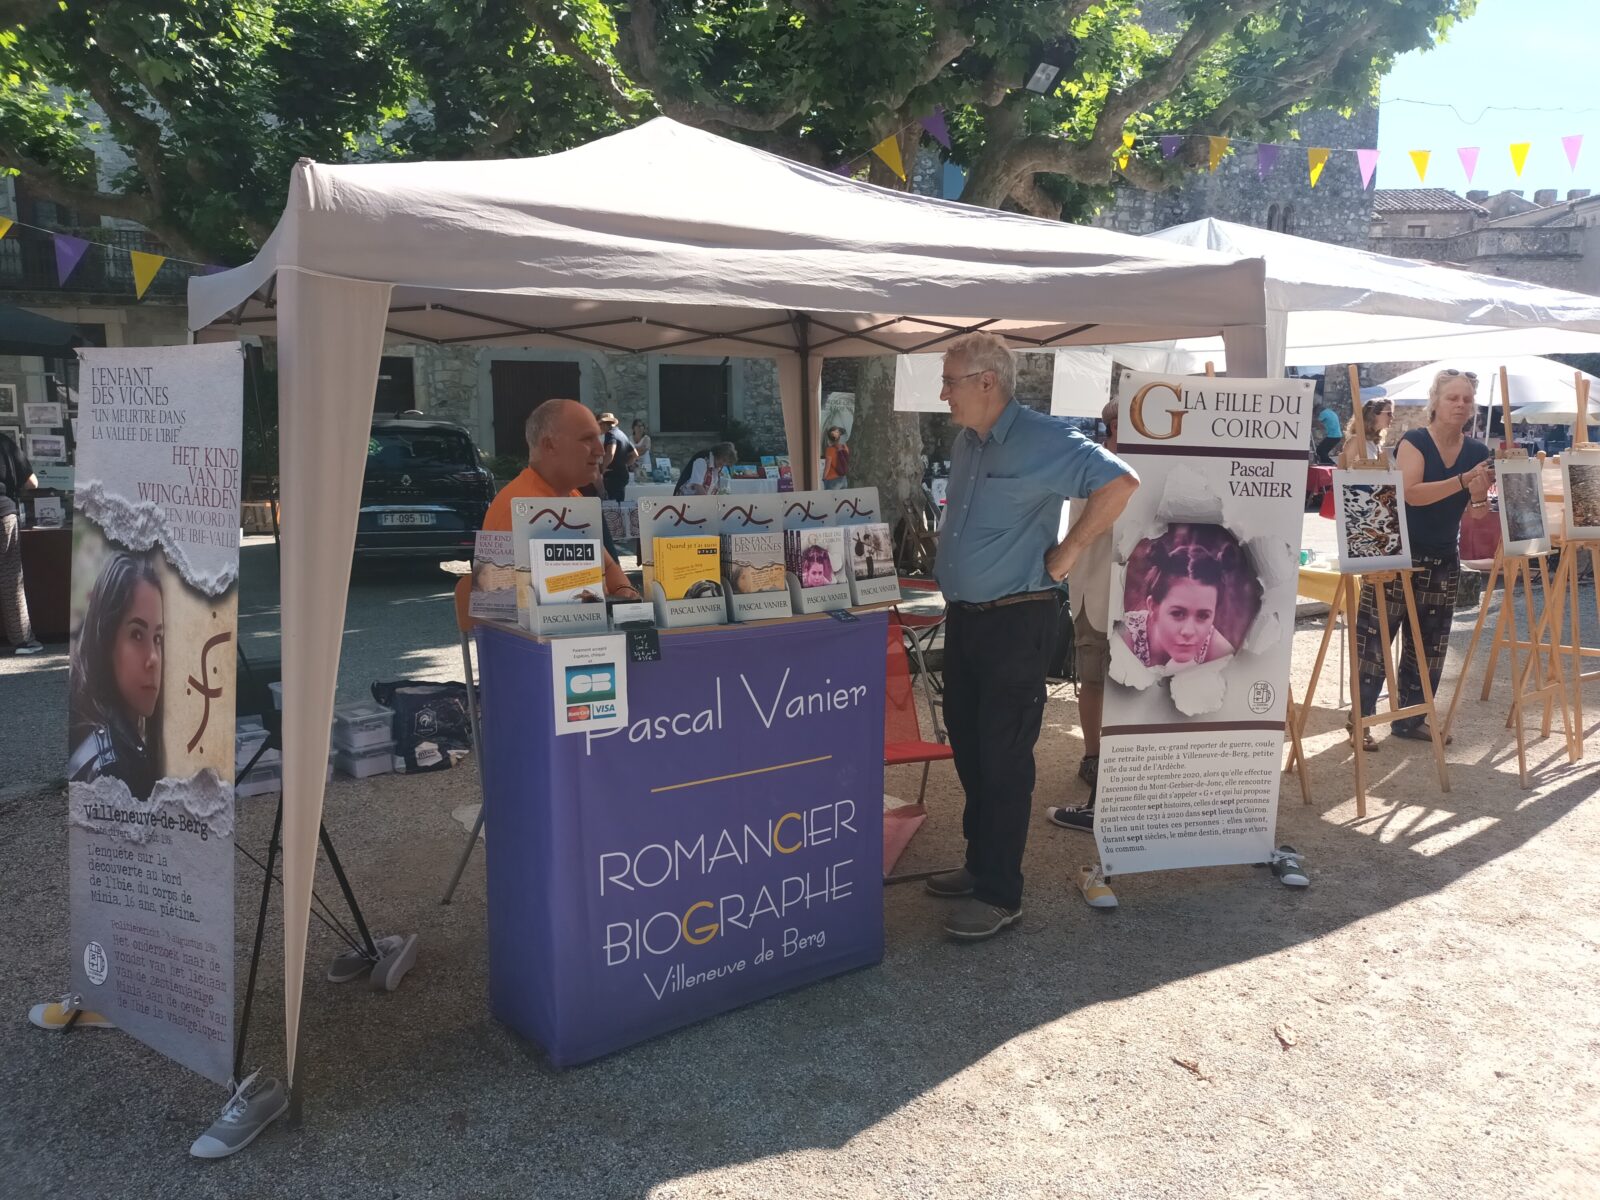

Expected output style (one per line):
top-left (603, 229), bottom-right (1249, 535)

top-left (1354, 369), bottom-right (1492, 748)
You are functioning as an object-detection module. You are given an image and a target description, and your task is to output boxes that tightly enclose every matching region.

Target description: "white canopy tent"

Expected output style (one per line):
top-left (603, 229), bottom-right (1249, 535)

top-left (1113, 218), bottom-right (1600, 374)
top-left (187, 118), bottom-right (1273, 1087)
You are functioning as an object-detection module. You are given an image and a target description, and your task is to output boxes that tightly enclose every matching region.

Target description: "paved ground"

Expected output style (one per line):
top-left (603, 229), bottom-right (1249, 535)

top-left (3, 522), bottom-right (1599, 1198)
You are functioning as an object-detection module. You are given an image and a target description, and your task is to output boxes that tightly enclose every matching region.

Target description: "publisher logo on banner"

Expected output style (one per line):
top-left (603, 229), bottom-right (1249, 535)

top-left (66, 343), bottom-right (244, 1085)
top-left (1095, 372), bottom-right (1314, 877)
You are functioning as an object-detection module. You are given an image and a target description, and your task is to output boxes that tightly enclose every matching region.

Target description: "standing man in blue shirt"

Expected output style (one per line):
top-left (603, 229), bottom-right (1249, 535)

top-left (929, 333), bottom-right (1138, 940)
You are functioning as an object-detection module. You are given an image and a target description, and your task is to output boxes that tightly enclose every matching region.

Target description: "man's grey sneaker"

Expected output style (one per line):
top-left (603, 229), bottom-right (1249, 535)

top-left (942, 898), bottom-right (1022, 940)
top-left (189, 1070), bottom-right (288, 1159)
top-left (1047, 804), bottom-right (1095, 833)
top-left (371, 932), bottom-right (419, 992)
top-left (1077, 754), bottom-right (1099, 786)
top-left (924, 868), bottom-right (976, 898)
top-left (327, 933), bottom-right (409, 984)
top-left (1271, 846), bottom-right (1309, 888)
top-left (12, 641), bottom-right (44, 656)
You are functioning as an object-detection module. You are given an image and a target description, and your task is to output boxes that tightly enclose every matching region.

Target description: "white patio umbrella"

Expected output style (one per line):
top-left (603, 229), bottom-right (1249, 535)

top-left (1373, 356), bottom-right (1600, 409)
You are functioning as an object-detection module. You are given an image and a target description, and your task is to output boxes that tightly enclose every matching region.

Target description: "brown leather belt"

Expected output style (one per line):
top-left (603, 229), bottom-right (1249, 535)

top-left (949, 589), bottom-right (1058, 613)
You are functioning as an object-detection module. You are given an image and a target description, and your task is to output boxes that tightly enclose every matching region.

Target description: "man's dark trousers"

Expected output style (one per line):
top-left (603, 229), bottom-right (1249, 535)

top-left (942, 597), bottom-right (1056, 910)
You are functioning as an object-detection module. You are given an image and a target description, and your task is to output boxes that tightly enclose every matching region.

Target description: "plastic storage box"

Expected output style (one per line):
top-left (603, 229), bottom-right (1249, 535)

top-left (331, 701), bottom-right (396, 752)
top-left (333, 741), bottom-right (397, 779)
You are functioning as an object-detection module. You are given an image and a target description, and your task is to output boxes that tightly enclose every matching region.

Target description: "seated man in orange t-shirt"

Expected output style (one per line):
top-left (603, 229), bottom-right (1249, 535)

top-left (484, 399), bottom-right (641, 601)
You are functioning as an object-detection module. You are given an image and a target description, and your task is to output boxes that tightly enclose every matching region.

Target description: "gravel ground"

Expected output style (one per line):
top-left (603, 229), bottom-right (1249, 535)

top-left (3, 525), bottom-right (1599, 1198)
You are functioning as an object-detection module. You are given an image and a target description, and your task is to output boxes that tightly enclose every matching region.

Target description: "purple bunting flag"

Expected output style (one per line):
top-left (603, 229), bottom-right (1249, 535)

top-left (54, 234), bottom-right (91, 285)
top-left (919, 107), bottom-right (951, 150)
top-left (1159, 135), bottom-right (1182, 160)
top-left (1355, 148), bottom-right (1380, 190)
top-left (1256, 143), bottom-right (1280, 180)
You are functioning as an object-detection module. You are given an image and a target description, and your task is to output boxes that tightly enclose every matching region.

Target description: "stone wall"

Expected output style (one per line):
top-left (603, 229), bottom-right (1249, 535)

top-left (1092, 107), bottom-right (1379, 248)
top-left (1370, 227), bottom-right (1585, 290)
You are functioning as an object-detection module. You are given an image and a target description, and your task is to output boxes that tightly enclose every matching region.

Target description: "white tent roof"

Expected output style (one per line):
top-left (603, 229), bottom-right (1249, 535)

top-left (188, 119), bottom-right (1274, 1094)
top-left (190, 119), bottom-right (1268, 360)
top-left (1373, 357), bottom-right (1600, 408)
top-left (1116, 218), bottom-right (1600, 372)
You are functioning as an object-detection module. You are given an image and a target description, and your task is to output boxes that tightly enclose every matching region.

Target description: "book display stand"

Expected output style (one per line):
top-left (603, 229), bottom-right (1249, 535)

top-left (724, 581), bottom-right (793, 622)
top-left (525, 595), bottom-right (610, 637)
top-left (1285, 366), bottom-right (1449, 817)
top-left (786, 571), bottom-right (851, 614)
top-left (649, 581), bottom-right (729, 628)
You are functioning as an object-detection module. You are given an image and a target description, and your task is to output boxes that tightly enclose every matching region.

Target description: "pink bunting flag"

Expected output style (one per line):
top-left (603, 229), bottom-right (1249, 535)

top-left (919, 108), bottom-right (951, 150)
top-left (1564, 134), bottom-right (1584, 171)
top-left (1457, 146), bottom-right (1479, 183)
top-left (54, 234), bottom-right (90, 285)
top-left (1256, 143), bottom-right (1280, 180)
top-left (1355, 148), bottom-right (1380, 190)
top-left (1159, 135), bottom-right (1182, 159)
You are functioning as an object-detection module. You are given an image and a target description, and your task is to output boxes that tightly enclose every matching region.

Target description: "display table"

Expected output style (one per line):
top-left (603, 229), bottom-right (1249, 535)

top-left (475, 612), bottom-right (888, 1066)
top-left (20, 525), bottom-right (71, 641)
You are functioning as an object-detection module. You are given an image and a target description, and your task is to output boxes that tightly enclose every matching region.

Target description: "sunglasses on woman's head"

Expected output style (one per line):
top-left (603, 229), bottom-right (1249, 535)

top-left (1440, 369), bottom-right (1478, 382)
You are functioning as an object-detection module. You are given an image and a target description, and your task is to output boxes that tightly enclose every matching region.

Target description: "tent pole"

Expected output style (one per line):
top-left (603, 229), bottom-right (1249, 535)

top-left (793, 314), bottom-right (817, 488)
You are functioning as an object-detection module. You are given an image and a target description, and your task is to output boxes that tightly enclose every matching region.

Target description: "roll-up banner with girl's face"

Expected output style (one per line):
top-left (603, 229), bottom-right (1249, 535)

top-left (1095, 372), bottom-right (1315, 876)
top-left (67, 344), bottom-right (243, 1084)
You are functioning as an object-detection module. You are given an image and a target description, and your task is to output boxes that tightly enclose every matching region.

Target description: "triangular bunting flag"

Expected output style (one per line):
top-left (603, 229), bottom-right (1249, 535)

top-left (130, 250), bottom-right (166, 300)
top-left (1509, 141), bottom-right (1531, 177)
top-left (1458, 146), bottom-right (1479, 183)
top-left (871, 135), bottom-right (906, 180)
top-left (54, 234), bottom-right (90, 285)
top-left (1257, 143), bottom-right (1280, 180)
top-left (920, 108), bottom-right (951, 150)
top-left (1563, 134), bottom-right (1583, 171)
top-left (0, 217), bottom-right (11, 241)
top-left (1307, 147), bottom-right (1330, 188)
top-left (1159, 135), bottom-right (1182, 159)
top-left (1355, 148), bottom-right (1380, 189)
top-left (1117, 133), bottom-right (1134, 172)
top-left (1207, 136), bottom-right (1229, 172)
top-left (1409, 149), bottom-right (1431, 182)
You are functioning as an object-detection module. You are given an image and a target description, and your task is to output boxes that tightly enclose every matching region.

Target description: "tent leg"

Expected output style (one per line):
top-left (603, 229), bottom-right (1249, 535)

top-left (442, 629), bottom-right (487, 904)
top-left (234, 794), bottom-right (283, 1084)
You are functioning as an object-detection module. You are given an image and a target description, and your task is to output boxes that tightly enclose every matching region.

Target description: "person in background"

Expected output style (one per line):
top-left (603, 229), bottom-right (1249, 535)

top-left (823, 426), bottom-right (851, 490)
top-left (1313, 400), bottom-right (1343, 464)
top-left (928, 332), bottom-right (1138, 938)
top-left (631, 419), bottom-right (653, 479)
top-left (1339, 398), bottom-right (1395, 467)
top-left (1353, 368), bottom-right (1490, 749)
top-left (0, 430), bottom-right (43, 655)
top-left (1046, 399), bottom-right (1118, 833)
top-left (675, 442), bottom-right (736, 496)
top-left (483, 399), bottom-right (641, 601)
top-left (597, 412), bottom-right (638, 501)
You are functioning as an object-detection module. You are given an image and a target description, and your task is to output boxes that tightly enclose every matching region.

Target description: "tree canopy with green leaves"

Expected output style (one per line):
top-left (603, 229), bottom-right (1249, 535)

top-left (0, 0), bottom-right (1475, 263)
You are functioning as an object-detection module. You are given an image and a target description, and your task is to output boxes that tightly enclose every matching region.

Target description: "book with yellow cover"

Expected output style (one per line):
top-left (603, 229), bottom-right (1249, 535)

top-left (653, 536), bottom-right (723, 600)
top-left (532, 538), bottom-right (604, 604)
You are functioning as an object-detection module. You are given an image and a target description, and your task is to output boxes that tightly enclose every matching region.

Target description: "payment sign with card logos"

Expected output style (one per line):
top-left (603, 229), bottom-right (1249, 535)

top-left (551, 635), bottom-right (629, 735)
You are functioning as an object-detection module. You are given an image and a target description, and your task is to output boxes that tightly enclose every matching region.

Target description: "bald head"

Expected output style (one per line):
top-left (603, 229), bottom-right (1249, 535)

top-left (526, 399), bottom-right (605, 493)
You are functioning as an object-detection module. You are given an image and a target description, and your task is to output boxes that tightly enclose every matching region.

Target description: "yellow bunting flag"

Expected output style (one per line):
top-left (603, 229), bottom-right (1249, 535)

top-left (1117, 131), bottom-right (1135, 171)
top-left (1509, 141), bottom-right (1531, 177)
top-left (0, 217), bottom-right (11, 241)
top-left (1307, 147), bottom-right (1330, 188)
top-left (1409, 149), bottom-right (1431, 182)
top-left (129, 250), bottom-right (166, 300)
top-left (1207, 136), bottom-right (1229, 172)
top-left (870, 135), bottom-right (906, 181)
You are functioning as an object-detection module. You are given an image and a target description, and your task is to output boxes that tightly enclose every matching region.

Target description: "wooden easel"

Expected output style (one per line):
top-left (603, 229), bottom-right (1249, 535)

top-left (1525, 375), bottom-right (1600, 757)
top-left (1440, 367), bottom-right (1574, 786)
top-left (1286, 366), bottom-right (1450, 817)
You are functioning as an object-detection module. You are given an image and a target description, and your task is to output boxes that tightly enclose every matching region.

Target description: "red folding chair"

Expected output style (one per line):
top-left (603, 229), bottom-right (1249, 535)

top-left (883, 612), bottom-right (958, 886)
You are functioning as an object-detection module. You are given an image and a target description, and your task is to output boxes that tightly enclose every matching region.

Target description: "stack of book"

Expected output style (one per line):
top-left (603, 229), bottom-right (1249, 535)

top-left (652, 536), bottom-right (723, 599)
top-left (721, 531), bottom-right (786, 594)
top-left (785, 526), bottom-right (845, 588)
top-left (532, 538), bottom-right (605, 604)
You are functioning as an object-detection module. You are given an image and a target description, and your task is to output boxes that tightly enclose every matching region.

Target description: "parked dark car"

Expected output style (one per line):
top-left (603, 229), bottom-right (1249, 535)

top-left (356, 417), bottom-right (494, 559)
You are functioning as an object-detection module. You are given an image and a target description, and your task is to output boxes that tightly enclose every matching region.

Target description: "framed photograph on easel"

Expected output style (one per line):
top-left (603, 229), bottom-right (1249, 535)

top-left (1497, 457), bottom-right (1551, 556)
top-left (1562, 446), bottom-right (1600, 540)
top-left (0, 383), bottom-right (17, 420)
top-left (1331, 468), bottom-right (1412, 573)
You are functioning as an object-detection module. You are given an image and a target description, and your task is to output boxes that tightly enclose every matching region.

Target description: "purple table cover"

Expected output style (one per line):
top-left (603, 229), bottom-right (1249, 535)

top-left (477, 613), bottom-right (887, 1066)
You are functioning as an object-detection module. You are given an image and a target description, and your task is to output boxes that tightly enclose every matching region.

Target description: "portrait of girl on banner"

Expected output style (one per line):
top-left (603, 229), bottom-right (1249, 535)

top-left (67, 550), bottom-right (165, 801)
top-left (1120, 524), bottom-right (1261, 675)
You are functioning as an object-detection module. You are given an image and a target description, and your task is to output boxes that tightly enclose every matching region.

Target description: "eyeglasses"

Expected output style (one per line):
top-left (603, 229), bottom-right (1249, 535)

top-left (940, 371), bottom-right (985, 388)
top-left (1439, 369), bottom-right (1479, 382)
